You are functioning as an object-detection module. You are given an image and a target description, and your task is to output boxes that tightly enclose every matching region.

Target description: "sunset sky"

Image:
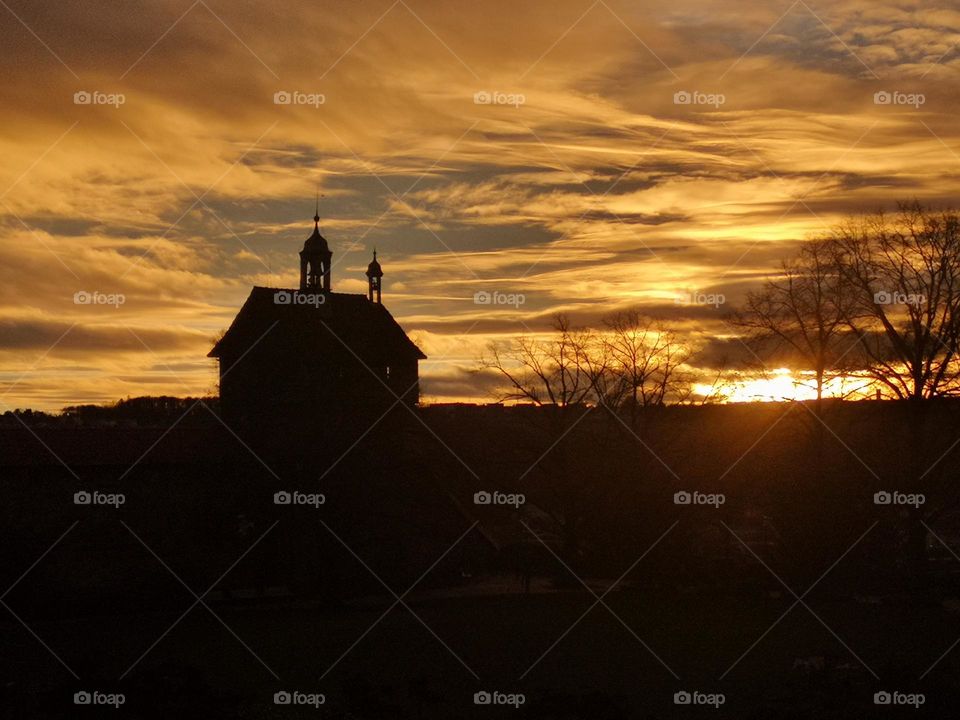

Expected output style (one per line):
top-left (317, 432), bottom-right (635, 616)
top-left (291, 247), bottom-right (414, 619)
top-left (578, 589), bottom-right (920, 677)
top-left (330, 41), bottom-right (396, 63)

top-left (1, 0), bottom-right (959, 410)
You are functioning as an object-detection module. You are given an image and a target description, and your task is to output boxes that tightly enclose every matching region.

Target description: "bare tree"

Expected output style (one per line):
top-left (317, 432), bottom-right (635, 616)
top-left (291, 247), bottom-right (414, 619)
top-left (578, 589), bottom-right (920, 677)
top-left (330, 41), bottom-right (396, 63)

top-left (833, 202), bottom-right (960, 400)
top-left (482, 315), bottom-right (599, 407)
top-left (733, 239), bottom-right (855, 403)
top-left (482, 311), bottom-right (695, 415)
top-left (602, 311), bottom-right (693, 423)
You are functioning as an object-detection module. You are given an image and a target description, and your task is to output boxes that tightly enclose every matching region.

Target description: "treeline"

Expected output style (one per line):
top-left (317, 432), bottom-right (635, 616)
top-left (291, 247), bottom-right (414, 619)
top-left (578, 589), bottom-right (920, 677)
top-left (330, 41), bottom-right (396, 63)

top-left (481, 312), bottom-right (700, 417)
top-left (0, 396), bottom-right (218, 427)
top-left (483, 201), bottom-right (960, 408)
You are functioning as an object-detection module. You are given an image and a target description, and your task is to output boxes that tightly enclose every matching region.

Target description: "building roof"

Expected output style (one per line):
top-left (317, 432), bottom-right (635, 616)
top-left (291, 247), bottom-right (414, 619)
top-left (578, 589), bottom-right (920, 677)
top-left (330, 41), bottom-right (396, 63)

top-left (366, 249), bottom-right (383, 277)
top-left (302, 220), bottom-right (330, 254)
top-left (208, 287), bottom-right (426, 361)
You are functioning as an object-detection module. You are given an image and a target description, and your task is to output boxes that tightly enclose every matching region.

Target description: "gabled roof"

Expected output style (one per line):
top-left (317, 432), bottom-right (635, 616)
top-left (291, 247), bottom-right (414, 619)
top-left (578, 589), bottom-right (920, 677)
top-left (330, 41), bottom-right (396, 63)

top-left (208, 287), bottom-right (426, 360)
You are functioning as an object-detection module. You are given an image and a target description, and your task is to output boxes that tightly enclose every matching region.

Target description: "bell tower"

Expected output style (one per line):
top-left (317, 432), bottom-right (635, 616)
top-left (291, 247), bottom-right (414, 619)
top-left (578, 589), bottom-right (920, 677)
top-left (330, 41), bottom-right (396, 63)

top-left (366, 249), bottom-right (383, 303)
top-left (299, 205), bottom-right (332, 292)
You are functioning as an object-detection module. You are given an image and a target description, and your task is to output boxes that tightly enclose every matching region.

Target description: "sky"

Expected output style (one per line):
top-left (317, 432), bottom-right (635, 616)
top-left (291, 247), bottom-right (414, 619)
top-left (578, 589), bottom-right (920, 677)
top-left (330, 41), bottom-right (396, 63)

top-left (1, 0), bottom-right (959, 410)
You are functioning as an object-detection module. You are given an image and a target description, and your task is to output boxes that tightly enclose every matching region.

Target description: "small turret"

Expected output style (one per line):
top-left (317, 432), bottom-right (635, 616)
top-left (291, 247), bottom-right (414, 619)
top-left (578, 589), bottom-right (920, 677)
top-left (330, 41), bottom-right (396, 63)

top-left (299, 207), bottom-right (332, 292)
top-left (366, 249), bottom-right (383, 303)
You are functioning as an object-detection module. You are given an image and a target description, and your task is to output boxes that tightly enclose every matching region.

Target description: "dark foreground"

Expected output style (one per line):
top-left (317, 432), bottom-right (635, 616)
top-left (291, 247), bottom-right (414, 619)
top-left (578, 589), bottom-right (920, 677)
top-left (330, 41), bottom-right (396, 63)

top-left (5, 400), bottom-right (960, 717)
top-left (2, 581), bottom-right (958, 718)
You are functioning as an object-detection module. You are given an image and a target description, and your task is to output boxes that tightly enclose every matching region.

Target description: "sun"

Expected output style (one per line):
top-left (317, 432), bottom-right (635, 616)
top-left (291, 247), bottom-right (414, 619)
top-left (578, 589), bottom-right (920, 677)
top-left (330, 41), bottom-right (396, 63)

top-left (699, 368), bottom-right (878, 403)
top-left (727, 369), bottom-right (818, 403)
top-left (696, 368), bottom-right (822, 403)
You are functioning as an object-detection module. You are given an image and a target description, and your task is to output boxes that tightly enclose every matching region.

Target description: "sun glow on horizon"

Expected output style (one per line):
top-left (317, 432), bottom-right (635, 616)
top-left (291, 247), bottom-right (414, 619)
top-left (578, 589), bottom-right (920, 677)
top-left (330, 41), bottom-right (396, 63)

top-left (700, 368), bottom-right (876, 404)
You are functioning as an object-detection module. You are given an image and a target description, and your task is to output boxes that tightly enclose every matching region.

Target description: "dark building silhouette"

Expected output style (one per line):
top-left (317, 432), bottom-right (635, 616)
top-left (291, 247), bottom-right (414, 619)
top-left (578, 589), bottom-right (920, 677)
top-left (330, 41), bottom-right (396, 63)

top-left (209, 212), bottom-right (426, 433)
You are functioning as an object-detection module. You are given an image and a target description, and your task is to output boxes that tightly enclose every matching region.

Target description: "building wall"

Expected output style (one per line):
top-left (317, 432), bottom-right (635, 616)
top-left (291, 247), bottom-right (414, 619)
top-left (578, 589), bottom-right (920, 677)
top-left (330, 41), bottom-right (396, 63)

top-left (218, 344), bottom-right (420, 435)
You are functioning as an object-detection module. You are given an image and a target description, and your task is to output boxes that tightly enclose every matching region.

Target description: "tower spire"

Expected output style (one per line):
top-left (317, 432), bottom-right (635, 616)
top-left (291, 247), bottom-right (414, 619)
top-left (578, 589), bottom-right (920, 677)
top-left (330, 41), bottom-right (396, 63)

top-left (300, 201), bottom-right (332, 292)
top-left (366, 247), bottom-right (383, 303)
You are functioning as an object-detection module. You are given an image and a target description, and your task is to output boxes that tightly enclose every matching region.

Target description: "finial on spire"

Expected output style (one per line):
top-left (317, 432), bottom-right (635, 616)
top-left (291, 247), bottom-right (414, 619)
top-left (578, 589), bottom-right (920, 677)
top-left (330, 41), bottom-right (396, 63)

top-left (314, 188), bottom-right (320, 224)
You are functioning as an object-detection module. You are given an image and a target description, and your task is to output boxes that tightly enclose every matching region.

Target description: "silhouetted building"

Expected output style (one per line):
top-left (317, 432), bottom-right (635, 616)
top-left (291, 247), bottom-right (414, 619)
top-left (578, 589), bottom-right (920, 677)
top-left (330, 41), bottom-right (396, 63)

top-left (209, 212), bottom-right (425, 432)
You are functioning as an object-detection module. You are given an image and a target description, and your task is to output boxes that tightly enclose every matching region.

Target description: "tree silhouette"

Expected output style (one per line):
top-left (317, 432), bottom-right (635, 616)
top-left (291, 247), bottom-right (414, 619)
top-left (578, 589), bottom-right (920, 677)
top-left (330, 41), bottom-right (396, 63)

top-left (733, 239), bottom-right (856, 404)
top-left (832, 202), bottom-right (960, 400)
top-left (603, 310), bottom-right (693, 423)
